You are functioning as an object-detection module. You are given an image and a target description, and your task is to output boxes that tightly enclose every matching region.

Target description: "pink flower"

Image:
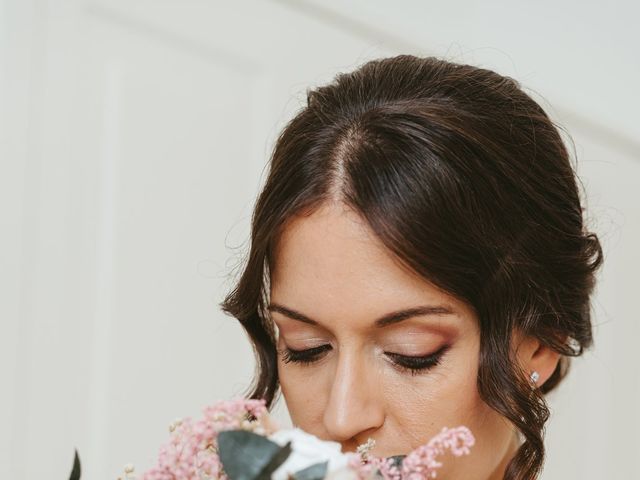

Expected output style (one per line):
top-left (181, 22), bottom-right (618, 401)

top-left (346, 426), bottom-right (475, 480)
top-left (131, 397), bottom-right (270, 480)
top-left (400, 426), bottom-right (475, 479)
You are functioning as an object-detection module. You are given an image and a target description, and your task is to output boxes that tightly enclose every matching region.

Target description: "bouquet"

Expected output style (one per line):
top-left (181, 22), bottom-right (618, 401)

top-left (67, 397), bottom-right (475, 480)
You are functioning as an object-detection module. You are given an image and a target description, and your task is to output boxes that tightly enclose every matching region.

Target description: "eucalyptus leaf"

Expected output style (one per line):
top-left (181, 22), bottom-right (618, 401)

top-left (369, 455), bottom-right (405, 480)
top-left (68, 449), bottom-right (81, 480)
top-left (387, 455), bottom-right (405, 469)
top-left (217, 430), bottom-right (292, 480)
top-left (291, 461), bottom-right (328, 480)
top-left (256, 440), bottom-right (293, 480)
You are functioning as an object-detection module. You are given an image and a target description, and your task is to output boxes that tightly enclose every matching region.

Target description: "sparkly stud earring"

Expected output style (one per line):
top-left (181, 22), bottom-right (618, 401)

top-left (530, 370), bottom-right (540, 386)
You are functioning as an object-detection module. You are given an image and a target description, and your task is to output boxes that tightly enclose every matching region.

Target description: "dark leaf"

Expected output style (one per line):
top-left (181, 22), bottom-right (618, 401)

top-left (387, 455), bottom-right (405, 469)
top-left (255, 440), bottom-right (292, 480)
top-left (366, 455), bottom-right (406, 480)
top-left (291, 461), bottom-right (328, 480)
top-left (68, 449), bottom-right (81, 480)
top-left (218, 430), bottom-right (292, 480)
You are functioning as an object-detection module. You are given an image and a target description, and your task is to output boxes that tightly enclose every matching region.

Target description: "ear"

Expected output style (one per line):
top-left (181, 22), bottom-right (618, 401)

top-left (512, 330), bottom-right (561, 388)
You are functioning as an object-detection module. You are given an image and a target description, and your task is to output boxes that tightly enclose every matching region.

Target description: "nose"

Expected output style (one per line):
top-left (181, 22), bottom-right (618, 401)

top-left (322, 347), bottom-right (385, 448)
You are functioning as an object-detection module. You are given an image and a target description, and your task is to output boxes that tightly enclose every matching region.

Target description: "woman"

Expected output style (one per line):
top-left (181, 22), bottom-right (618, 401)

top-left (220, 54), bottom-right (604, 480)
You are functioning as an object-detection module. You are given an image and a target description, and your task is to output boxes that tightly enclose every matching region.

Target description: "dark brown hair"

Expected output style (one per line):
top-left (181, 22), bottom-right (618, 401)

top-left (220, 54), bottom-right (604, 480)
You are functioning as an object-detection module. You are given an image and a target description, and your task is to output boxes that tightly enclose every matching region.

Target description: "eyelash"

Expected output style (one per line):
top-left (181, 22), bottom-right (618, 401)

top-left (278, 344), bottom-right (449, 376)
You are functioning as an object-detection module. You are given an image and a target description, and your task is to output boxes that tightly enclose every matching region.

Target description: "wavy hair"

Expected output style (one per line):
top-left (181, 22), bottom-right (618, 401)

top-left (220, 54), bottom-right (604, 480)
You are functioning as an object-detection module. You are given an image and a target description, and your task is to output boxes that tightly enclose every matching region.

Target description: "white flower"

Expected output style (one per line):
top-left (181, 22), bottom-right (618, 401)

top-left (268, 428), bottom-right (350, 480)
top-left (324, 465), bottom-right (360, 480)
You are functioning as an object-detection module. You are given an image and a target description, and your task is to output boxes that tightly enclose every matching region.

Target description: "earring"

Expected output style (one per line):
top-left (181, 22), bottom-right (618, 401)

top-left (530, 370), bottom-right (540, 386)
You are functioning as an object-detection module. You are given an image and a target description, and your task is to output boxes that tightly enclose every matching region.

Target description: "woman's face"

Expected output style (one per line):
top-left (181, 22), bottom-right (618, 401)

top-left (268, 202), bottom-right (524, 479)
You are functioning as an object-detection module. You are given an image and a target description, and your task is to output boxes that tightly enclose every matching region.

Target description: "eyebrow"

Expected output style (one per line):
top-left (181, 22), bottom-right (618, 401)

top-left (266, 303), bottom-right (456, 328)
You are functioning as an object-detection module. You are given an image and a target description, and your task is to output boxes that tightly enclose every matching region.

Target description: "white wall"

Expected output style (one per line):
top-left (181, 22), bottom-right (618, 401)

top-left (1, 1), bottom-right (638, 478)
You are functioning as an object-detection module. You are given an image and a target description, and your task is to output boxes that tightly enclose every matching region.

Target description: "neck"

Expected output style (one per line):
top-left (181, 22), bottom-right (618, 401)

top-left (488, 431), bottom-right (521, 480)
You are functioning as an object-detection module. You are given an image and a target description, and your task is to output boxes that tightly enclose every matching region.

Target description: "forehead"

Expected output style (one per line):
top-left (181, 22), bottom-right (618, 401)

top-left (270, 202), bottom-right (462, 319)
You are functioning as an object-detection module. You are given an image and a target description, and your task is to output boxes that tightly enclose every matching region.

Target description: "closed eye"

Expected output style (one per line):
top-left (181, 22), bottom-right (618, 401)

top-left (277, 344), bottom-right (450, 376)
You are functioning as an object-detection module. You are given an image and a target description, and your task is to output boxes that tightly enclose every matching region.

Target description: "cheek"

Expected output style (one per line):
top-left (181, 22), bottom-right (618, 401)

top-left (387, 368), bottom-right (515, 477)
top-left (277, 356), bottom-right (328, 428)
top-left (385, 354), bottom-right (478, 443)
top-left (441, 393), bottom-right (517, 478)
top-left (384, 342), bottom-right (515, 466)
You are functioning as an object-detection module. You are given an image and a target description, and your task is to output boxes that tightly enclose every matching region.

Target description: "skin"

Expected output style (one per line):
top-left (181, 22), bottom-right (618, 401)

top-left (269, 201), bottom-right (560, 480)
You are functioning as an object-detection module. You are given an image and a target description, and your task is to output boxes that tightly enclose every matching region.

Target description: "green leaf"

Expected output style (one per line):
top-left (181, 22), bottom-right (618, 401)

top-left (387, 455), bottom-right (405, 469)
top-left (291, 461), bottom-right (328, 480)
top-left (368, 455), bottom-right (405, 480)
top-left (255, 440), bottom-right (293, 480)
top-left (217, 430), bottom-right (292, 480)
top-left (68, 449), bottom-right (81, 480)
